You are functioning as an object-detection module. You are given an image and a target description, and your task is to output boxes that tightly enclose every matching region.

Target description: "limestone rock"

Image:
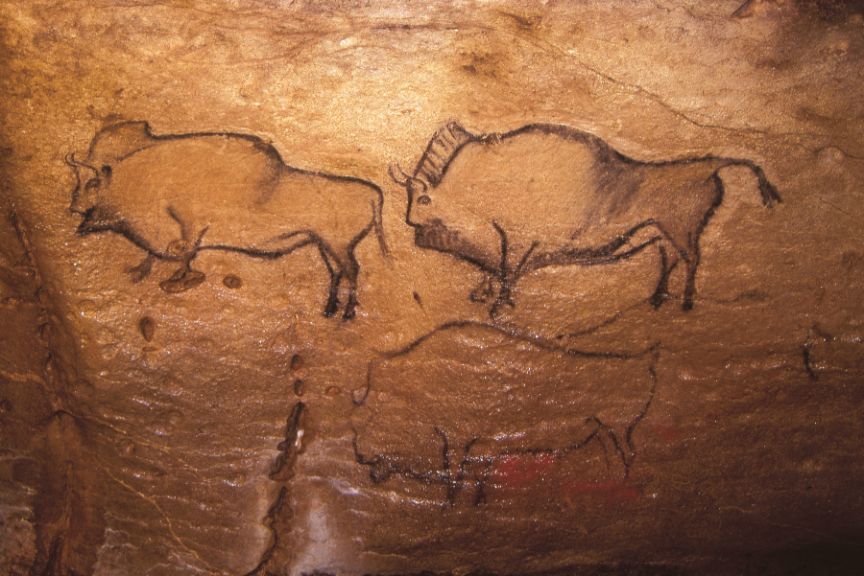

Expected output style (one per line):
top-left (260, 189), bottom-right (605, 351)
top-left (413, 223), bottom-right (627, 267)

top-left (1, 1), bottom-right (863, 574)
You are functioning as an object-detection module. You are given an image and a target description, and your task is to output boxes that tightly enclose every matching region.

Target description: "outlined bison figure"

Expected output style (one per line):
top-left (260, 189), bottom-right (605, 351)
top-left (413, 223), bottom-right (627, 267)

top-left (351, 321), bottom-right (659, 504)
top-left (390, 122), bottom-right (780, 317)
top-left (66, 121), bottom-right (388, 319)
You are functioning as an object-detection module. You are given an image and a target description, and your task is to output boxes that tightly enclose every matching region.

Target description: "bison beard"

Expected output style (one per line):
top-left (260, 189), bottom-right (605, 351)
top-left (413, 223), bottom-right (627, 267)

top-left (414, 224), bottom-right (461, 252)
top-left (414, 224), bottom-right (494, 275)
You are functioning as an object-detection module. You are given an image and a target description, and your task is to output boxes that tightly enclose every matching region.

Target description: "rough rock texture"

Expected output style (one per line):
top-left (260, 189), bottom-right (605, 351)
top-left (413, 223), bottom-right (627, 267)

top-left (1, 1), bottom-right (864, 574)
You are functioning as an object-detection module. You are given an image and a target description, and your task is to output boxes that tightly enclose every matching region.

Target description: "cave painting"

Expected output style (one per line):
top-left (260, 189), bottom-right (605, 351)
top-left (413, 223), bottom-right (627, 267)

top-left (390, 122), bottom-right (781, 318)
top-left (66, 121), bottom-right (388, 319)
top-left (351, 321), bottom-right (659, 505)
top-left (65, 119), bottom-right (781, 504)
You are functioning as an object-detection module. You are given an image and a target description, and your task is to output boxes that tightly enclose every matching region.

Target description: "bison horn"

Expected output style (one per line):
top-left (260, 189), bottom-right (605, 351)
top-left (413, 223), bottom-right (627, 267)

top-left (66, 153), bottom-right (98, 175)
top-left (388, 163), bottom-right (411, 186)
top-left (65, 153), bottom-right (88, 169)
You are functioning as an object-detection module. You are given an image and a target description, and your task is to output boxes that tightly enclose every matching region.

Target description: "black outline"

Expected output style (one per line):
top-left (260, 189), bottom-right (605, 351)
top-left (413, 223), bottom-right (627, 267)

top-left (351, 321), bottom-right (660, 505)
top-left (66, 121), bottom-right (389, 320)
top-left (392, 122), bottom-right (781, 318)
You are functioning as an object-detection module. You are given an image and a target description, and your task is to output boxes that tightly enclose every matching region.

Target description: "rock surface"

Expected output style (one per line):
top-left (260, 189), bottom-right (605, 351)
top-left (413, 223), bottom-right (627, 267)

top-left (1, 1), bottom-right (864, 574)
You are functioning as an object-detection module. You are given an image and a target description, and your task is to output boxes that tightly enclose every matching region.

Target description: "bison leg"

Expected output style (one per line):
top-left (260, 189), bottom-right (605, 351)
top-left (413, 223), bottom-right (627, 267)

top-left (589, 417), bottom-right (630, 480)
top-left (341, 251), bottom-right (361, 321)
top-left (650, 244), bottom-right (680, 309)
top-left (317, 245), bottom-right (343, 318)
top-left (468, 456), bottom-right (495, 506)
top-left (325, 274), bottom-right (343, 318)
top-left (653, 171), bottom-right (722, 312)
top-left (126, 253), bottom-right (155, 283)
top-left (490, 285), bottom-right (516, 319)
top-left (431, 428), bottom-right (464, 505)
top-left (682, 240), bottom-right (701, 311)
top-left (469, 274), bottom-right (496, 303)
top-left (601, 430), bottom-right (630, 480)
top-left (488, 235), bottom-right (539, 319)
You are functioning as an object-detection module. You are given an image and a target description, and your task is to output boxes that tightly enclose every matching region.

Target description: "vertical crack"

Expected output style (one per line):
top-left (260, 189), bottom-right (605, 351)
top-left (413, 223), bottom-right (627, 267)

top-left (246, 401), bottom-right (306, 576)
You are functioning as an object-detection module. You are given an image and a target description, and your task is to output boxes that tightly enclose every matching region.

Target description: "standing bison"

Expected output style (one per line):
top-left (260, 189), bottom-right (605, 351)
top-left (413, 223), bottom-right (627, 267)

top-left (66, 121), bottom-right (387, 319)
top-left (351, 321), bottom-right (659, 504)
top-left (390, 122), bottom-right (780, 317)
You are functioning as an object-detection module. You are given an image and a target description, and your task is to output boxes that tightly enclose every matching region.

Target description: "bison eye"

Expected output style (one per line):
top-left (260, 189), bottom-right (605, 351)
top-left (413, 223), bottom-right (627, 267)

top-left (101, 165), bottom-right (112, 176)
top-left (85, 178), bottom-right (99, 190)
top-left (417, 195), bottom-right (431, 206)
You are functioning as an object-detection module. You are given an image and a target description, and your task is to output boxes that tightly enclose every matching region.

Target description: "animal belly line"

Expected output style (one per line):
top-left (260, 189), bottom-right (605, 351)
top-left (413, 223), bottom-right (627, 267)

top-left (530, 235), bottom-right (661, 271)
top-left (198, 239), bottom-right (316, 260)
top-left (575, 235), bottom-right (661, 266)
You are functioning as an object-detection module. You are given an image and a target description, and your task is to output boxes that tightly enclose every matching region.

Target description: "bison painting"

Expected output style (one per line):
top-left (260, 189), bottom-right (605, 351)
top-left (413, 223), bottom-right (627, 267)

top-left (390, 122), bottom-right (780, 317)
top-left (66, 121), bottom-right (387, 319)
top-left (351, 321), bottom-right (659, 504)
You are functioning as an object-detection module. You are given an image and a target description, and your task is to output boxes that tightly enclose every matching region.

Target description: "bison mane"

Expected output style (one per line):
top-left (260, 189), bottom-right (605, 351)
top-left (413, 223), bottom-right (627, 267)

top-left (413, 121), bottom-right (476, 187)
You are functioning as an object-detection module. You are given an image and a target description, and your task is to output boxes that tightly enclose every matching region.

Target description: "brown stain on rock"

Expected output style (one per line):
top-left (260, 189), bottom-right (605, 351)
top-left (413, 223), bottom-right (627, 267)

top-left (138, 316), bottom-right (155, 342)
top-left (459, 50), bottom-right (506, 79)
top-left (840, 250), bottom-right (864, 273)
top-left (290, 354), bottom-right (303, 371)
top-left (223, 274), bottom-right (243, 289)
top-left (497, 10), bottom-right (541, 31)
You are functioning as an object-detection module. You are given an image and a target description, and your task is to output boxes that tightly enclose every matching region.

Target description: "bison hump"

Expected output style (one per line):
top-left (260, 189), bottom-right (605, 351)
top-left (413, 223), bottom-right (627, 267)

top-left (88, 121), bottom-right (156, 164)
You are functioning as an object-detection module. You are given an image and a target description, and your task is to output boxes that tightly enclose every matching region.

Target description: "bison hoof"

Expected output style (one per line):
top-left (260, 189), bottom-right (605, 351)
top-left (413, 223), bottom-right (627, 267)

top-left (489, 296), bottom-right (516, 318)
top-left (650, 291), bottom-right (668, 309)
top-left (127, 262), bottom-right (153, 283)
top-left (159, 270), bottom-right (205, 294)
top-left (469, 281), bottom-right (495, 303)
top-left (369, 461), bottom-right (391, 484)
top-left (341, 295), bottom-right (359, 320)
top-left (323, 300), bottom-right (340, 318)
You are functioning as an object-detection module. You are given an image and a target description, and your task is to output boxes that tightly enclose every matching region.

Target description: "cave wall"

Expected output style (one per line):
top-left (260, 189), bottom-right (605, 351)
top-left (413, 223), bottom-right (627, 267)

top-left (1, 1), bottom-right (863, 574)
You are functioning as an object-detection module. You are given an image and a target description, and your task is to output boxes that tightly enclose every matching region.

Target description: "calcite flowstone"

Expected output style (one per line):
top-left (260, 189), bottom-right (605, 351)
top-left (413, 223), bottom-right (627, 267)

top-left (1, 1), bottom-right (863, 574)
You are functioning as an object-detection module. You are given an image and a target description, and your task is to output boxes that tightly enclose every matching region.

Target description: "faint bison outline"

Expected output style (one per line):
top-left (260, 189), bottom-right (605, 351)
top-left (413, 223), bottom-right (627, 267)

top-left (390, 122), bottom-right (781, 318)
top-left (351, 321), bottom-right (659, 505)
top-left (66, 120), bottom-right (388, 320)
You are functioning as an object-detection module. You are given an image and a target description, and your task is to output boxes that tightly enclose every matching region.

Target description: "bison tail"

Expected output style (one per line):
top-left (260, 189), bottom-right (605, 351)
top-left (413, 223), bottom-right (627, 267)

top-left (370, 195), bottom-right (390, 258)
top-left (720, 158), bottom-right (782, 207)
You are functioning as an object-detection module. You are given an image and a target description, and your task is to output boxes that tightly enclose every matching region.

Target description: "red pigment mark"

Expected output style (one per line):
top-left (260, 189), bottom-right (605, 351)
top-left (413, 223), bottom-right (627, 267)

top-left (650, 422), bottom-right (682, 443)
top-left (561, 480), bottom-right (641, 505)
top-left (490, 453), bottom-right (557, 488)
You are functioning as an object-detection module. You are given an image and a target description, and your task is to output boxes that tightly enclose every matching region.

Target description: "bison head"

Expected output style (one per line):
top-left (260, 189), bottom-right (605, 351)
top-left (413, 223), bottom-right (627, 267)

top-left (390, 122), bottom-right (474, 231)
top-left (389, 122), bottom-right (501, 272)
top-left (389, 159), bottom-right (502, 274)
top-left (389, 164), bottom-right (468, 252)
top-left (65, 121), bottom-right (154, 235)
top-left (64, 153), bottom-right (118, 235)
top-left (388, 164), bottom-right (433, 227)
